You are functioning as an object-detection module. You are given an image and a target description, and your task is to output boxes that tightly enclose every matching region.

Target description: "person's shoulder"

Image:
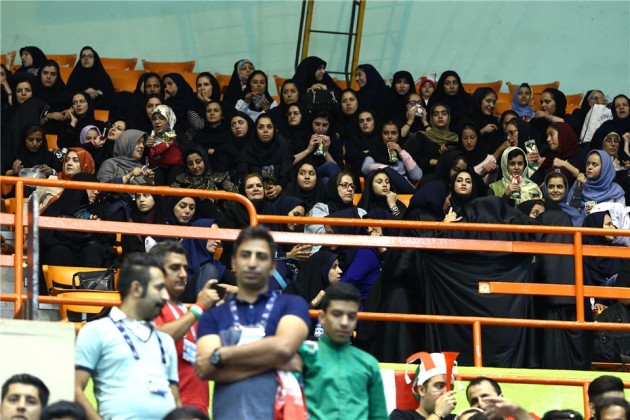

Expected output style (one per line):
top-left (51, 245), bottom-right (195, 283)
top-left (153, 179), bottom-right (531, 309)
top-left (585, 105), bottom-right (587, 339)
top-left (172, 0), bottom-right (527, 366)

top-left (348, 344), bottom-right (380, 366)
top-left (277, 293), bottom-right (309, 311)
top-left (389, 409), bottom-right (423, 420)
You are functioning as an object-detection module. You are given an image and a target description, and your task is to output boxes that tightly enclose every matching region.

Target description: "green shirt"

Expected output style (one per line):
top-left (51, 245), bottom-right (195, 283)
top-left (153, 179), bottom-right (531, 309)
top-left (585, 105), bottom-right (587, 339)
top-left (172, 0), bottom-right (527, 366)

top-left (301, 336), bottom-right (389, 420)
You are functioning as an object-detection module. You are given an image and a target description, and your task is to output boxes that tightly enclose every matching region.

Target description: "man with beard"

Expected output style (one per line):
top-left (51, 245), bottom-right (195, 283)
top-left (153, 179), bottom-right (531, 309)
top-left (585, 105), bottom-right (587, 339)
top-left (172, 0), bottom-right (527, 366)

top-left (75, 253), bottom-right (181, 419)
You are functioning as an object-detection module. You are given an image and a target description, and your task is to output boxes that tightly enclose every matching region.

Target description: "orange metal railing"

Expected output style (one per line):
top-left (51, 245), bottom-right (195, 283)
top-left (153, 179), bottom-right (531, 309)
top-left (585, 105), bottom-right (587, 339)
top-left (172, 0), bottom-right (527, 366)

top-left (2, 176), bottom-right (630, 368)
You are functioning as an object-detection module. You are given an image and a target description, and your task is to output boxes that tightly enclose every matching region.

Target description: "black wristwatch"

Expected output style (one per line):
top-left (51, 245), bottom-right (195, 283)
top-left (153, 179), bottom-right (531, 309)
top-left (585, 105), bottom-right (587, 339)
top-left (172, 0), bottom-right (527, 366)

top-left (210, 348), bottom-right (223, 369)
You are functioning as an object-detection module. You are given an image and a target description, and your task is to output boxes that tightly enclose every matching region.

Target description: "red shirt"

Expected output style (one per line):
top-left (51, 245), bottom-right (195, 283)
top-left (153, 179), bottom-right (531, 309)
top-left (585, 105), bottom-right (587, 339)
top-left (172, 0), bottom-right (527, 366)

top-left (155, 302), bottom-right (209, 414)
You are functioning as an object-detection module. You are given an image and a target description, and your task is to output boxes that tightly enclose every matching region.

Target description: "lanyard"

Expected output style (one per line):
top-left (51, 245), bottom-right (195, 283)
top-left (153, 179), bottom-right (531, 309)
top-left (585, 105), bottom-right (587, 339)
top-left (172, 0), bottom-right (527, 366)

top-left (109, 316), bottom-right (166, 365)
top-left (165, 302), bottom-right (197, 341)
top-left (229, 292), bottom-right (278, 329)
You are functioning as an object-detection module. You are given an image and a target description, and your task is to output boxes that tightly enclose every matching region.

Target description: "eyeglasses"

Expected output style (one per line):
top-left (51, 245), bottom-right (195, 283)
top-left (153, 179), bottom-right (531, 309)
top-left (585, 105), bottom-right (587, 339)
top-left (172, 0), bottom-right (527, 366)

top-left (338, 182), bottom-right (355, 190)
top-left (288, 111), bottom-right (301, 116)
top-left (407, 100), bottom-right (421, 106)
top-left (81, 54), bottom-right (94, 59)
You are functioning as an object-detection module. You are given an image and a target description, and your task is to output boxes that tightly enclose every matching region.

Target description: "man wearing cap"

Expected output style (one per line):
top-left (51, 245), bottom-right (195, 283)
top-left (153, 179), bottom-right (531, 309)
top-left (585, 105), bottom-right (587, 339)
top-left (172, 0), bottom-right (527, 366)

top-left (390, 352), bottom-right (458, 420)
top-left (300, 282), bottom-right (388, 419)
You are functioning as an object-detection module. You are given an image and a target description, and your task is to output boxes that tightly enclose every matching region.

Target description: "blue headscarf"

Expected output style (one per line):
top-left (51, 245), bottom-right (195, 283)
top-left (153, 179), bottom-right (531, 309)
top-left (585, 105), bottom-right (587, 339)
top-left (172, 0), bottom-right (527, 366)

top-left (566, 149), bottom-right (625, 206)
top-left (511, 83), bottom-right (536, 119)
top-left (542, 171), bottom-right (583, 226)
top-left (181, 218), bottom-right (226, 282)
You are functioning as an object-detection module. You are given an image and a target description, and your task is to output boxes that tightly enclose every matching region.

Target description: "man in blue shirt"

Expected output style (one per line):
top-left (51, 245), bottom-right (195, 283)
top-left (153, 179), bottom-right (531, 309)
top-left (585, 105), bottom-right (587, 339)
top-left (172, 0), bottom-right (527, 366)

top-left (195, 226), bottom-right (310, 419)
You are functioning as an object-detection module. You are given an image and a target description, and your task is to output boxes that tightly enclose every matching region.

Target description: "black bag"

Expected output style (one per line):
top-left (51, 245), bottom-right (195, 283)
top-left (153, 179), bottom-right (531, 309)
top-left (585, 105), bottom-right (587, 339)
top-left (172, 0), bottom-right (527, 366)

top-left (72, 265), bottom-right (117, 291)
top-left (303, 89), bottom-right (338, 113)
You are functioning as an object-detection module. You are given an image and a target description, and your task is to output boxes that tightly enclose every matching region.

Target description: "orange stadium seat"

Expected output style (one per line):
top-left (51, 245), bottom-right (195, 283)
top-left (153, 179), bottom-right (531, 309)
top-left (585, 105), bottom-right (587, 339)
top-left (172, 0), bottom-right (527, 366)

top-left (47, 53), bottom-right (77, 68)
top-left (94, 109), bottom-right (110, 122)
top-left (566, 93), bottom-right (584, 106)
top-left (108, 69), bottom-right (143, 93)
top-left (101, 57), bottom-right (138, 70)
top-left (494, 102), bottom-right (513, 115)
top-left (273, 75), bottom-right (288, 97)
top-left (507, 81), bottom-right (560, 94)
top-left (46, 134), bottom-right (58, 151)
top-left (59, 67), bottom-right (72, 83)
top-left (181, 72), bottom-right (200, 90)
top-left (142, 59), bottom-right (195, 73)
top-left (44, 264), bottom-right (120, 293)
top-left (55, 290), bottom-right (120, 325)
top-left (214, 73), bottom-right (231, 97)
top-left (496, 91), bottom-right (512, 103)
top-left (463, 80), bottom-right (502, 94)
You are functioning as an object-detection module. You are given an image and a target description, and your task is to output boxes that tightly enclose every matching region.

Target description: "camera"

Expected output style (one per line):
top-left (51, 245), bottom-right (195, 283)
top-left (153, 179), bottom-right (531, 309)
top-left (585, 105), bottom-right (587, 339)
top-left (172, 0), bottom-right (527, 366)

top-left (415, 105), bottom-right (423, 118)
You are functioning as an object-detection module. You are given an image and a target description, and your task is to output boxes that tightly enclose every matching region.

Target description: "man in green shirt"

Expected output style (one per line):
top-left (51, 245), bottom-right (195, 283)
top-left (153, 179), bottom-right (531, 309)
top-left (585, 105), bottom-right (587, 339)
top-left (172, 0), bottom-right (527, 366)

top-left (301, 282), bottom-right (388, 419)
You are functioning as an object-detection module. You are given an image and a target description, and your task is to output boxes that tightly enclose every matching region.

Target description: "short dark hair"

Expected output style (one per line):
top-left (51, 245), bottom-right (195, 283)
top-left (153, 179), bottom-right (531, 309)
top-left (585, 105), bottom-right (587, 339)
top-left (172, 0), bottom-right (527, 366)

top-left (148, 240), bottom-right (187, 265)
top-left (542, 409), bottom-right (583, 420)
top-left (465, 376), bottom-right (502, 402)
top-left (41, 400), bottom-right (87, 420)
top-left (321, 282), bottom-right (361, 310)
top-left (588, 375), bottom-right (625, 404)
top-left (117, 253), bottom-right (165, 299)
top-left (2, 373), bottom-right (50, 407)
top-left (234, 226), bottom-right (276, 261)
top-left (595, 398), bottom-right (630, 420)
top-left (163, 406), bottom-right (209, 420)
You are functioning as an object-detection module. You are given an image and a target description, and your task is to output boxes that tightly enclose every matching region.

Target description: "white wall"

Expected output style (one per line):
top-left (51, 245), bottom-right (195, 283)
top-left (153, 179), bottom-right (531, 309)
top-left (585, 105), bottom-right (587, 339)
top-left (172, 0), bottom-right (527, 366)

top-left (1, 1), bottom-right (628, 98)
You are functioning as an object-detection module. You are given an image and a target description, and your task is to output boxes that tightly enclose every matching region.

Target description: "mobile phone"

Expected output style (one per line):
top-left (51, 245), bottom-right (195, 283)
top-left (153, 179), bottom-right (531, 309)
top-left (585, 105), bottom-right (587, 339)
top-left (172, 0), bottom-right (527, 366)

top-left (211, 282), bottom-right (227, 299)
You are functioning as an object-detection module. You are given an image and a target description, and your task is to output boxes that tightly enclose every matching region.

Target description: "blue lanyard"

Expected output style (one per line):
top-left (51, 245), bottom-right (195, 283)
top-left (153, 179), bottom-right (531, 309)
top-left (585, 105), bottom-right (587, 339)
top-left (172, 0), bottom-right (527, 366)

top-left (110, 317), bottom-right (166, 365)
top-left (228, 292), bottom-right (278, 329)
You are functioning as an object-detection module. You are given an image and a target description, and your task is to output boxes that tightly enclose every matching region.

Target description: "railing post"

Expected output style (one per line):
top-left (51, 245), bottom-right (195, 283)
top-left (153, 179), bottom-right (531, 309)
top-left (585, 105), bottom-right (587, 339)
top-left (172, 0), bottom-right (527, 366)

top-left (473, 321), bottom-right (483, 367)
top-left (583, 382), bottom-right (590, 418)
top-left (13, 180), bottom-right (24, 316)
top-left (574, 232), bottom-right (585, 322)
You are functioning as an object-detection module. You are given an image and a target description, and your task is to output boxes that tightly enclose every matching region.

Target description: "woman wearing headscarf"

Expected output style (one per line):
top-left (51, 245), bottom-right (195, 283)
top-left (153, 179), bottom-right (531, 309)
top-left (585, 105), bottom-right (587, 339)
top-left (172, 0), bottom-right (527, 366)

top-left (143, 195), bottom-right (200, 248)
top-left (463, 87), bottom-right (503, 155)
top-left (162, 72), bottom-right (195, 131)
top-left (404, 102), bottom-right (459, 176)
top-left (489, 147), bottom-right (542, 206)
top-left (234, 70), bottom-right (278, 121)
top-left (180, 218), bottom-right (236, 303)
top-left (284, 160), bottom-right (327, 212)
top-left (531, 88), bottom-right (579, 137)
top-left (449, 169), bottom-right (484, 214)
top-left (278, 102), bottom-right (310, 154)
top-left (362, 120), bottom-right (421, 193)
top-left (404, 179), bottom-right (450, 221)
top-left (582, 210), bottom-right (625, 287)
top-left (457, 123), bottom-right (498, 184)
top-left (28, 147), bottom-right (96, 213)
top-left (292, 56), bottom-right (341, 96)
top-left (427, 70), bottom-right (471, 131)
top-left (531, 122), bottom-right (587, 186)
top-left (591, 129), bottom-right (630, 203)
top-left (345, 108), bottom-right (379, 190)
top-left (147, 104), bottom-right (185, 185)
top-left (57, 91), bottom-right (104, 149)
top-left (3, 124), bottom-right (58, 184)
top-left (565, 149), bottom-right (626, 225)
top-left (354, 64), bottom-right (391, 120)
top-left (15, 46), bottom-right (47, 76)
top-left (236, 114), bottom-right (292, 199)
top-left (172, 146), bottom-right (238, 218)
top-left (121, 192), bottom-right (167, 254)
top-left (188, 100), bottom-right (231, 166)
top-left (35, 59), bottom-right (72, 135)
top-left (386, 70), bottom-right (417, 123)
top-left (511, 83), bottom-right (536, 121)
top-left (109, 72), bottom-right (161, 131)
top-left (40, 172), bottom-right (116, 270)
top-left (357, 169), bottom-right (408, 217)
top-left (97, 129), bottom-right (153, 185)
top-left (268, 79), bottom-right (301, 137)
top-left (212, 111), bottom-right (254, 180)
top-left (591, 94), bottom-right (630, 153)
top-left (66, 46), bottom-right (114, 110)
top-left (285, 249), bottom-right (341, 310)
top-left (222, 58), bottom-right (255, 108)
top-left (184, 72), bottom-right (222, 144)
top-left (572, 89), bottom-right (607, 134)
top-left (542, 170), bottom-right (582, 226)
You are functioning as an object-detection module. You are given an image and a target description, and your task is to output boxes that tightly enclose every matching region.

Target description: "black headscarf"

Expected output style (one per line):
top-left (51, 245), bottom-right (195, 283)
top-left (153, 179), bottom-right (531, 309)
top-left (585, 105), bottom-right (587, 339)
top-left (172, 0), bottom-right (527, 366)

top-left (13, 124), bottom-right (55, 169)
top-left (464, 87), bottom-right (502, 153)
top-left (364, 207), bottom-right (402, 237)
top-left (279, 101), bottom-right (311, 155)
top-left (357, 168), bottom-right (408, 215)
top-left (222, 58), bottom-right (254, 107)
top-left (162, 72), bottom-right (195, 124)
top-left (66, 46), bottom-right (115, 109)
top-left (189, 72), bottom-right (222, 116)
top-left (133, 72), bottom-right (161, 95)
top-left (542, 88), bottom-right (568, 118)
top-left (449, 169), bottom-right (481, 213)
top-left (428, 70), bottom-right (470, 131)
top-left (284, 160), bottom-right (327, 211)
top-left (405, 180), bottom-right (448, 221)
top-left (35, 59), bottom-right (71, 112)
top-left (590, 95), bottom-right (630, 149)
top-left (457, 123), bottom-right (488, 167)
top-left (268, 79), bottom-right (300, 138)
top-left (324, 174), bottom-right (355, 213)
top-left (192, 100), bottom-right (231, 153)
top-left (387, 70), bottom-right (417, 121)
top-left (355, 64), bottom-right (390, 118)
top-left (284, 249), bottom-right (339, 303)
top-left (292, 56), bottom-right (339, 95)
top-left (17, 46), bottom-right (47, 75)
top-left (262, 194), bottom-right (305, 233)
top-left (216, 111), bottom-right (255, 176)
top-left (164, 194), bottom-right (199, 227)
top-left (325, 207), bottom-right (367, 271)
top-left (240, 70), bottom-right (274, 113)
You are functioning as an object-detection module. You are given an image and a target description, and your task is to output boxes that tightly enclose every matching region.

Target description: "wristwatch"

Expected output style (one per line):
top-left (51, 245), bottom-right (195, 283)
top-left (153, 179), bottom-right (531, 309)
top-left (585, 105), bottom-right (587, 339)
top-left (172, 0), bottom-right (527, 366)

top-left (210, 348), bottom-right (223, 369)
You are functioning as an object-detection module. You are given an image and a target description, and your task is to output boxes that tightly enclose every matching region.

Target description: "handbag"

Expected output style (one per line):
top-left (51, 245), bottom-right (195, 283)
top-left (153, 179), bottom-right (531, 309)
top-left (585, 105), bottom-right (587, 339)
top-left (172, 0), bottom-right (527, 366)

top-left (303, 89), bottom-right (338, 112)
top-left (71, 265), bottom-right (117, 290)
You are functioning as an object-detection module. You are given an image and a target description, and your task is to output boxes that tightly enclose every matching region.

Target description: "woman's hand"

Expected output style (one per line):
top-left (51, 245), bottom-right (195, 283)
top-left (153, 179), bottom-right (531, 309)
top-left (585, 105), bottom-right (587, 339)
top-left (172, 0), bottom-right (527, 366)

top-left (387, 141), bottom-right (402, 153)
top-left (527, 152), bottom-right (540, 164)
top-left (84, 88), bottom-right (98, 99)
top-left (481, 162), bottom-right (497, 175)
top-left (287, 244), bottom-right (312, 261)
top-left (265, 184), bottom-right (282, 200)
top-left (260, 97), bottom-right (271, 112)
top-left (40, 165), bottom-right (53, 177)
top-left (443, 207), bottom-right (462, 222)
top-left (575, 173), bottom-right (586, 187)
top-left (307, 135), bottom-right (320, 153)
top-left (439, 144), bottom-right (448, 155)
top-left (506, 181), bottom-right (520, 197)
top-left (146, 136), bottom-right (156, 147)
top-left (481, 124), bottom-right (498, 134)
top-left (92, 136), bottom-right (106, 148)
top-left (243, 92), bottom-right (253, 104)
top-left (310, 290), bottom-right (326, 308)
top-left (552, 158), bottom-right (567, 168)
top-left (386, 190), bottom-right (398, 208)
top-left (69, 110), bottom-right (78, 127)
top-left (321, 135), bottom-right (331, 148)
top-left (11, 159), bottom-right (23, 175)
top-left (197, 91), bottom-right (211, 103)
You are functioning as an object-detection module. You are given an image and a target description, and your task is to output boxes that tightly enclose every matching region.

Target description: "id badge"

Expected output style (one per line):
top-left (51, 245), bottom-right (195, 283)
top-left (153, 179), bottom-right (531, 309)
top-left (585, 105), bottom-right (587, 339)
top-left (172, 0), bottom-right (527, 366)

top-left (145, 364), bottom-right (170, 396)
top-left (182, 338), bottom-right (197, 364)
top-left (237, 326), bottom-right (265, 345)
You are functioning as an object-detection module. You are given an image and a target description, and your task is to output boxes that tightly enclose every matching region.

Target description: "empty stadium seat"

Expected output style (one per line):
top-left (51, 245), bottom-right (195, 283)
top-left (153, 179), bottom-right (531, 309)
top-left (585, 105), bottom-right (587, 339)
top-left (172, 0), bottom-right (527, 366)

top-left (108, 69), bottom-right (143, 93)
top-left (94, 109), bottom-right (109, 122)
top-left (55, 290), bottom-right (120, 325)
top-left (100, 57), bottom-right (138, 70)
top-left (214, 73), bottom-right (231, 98)
top-left (47, 134), bottom-right (58, 151)
top-left (142, 59), bottom-right (195, 73)
top-left (273, 75), bottom-right (288, 97)
top-left (47, 53), bottom-right (77, 68)
top-left (566, 93), bottom-right (584, 106)
top-left (59, 67), bottom-right (72, 83)
top-left (181, 72), bottom-right (200, 90)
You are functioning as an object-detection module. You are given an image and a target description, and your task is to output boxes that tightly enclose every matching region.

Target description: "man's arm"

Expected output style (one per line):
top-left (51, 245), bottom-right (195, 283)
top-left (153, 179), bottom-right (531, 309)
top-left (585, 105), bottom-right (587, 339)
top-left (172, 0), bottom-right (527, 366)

top-left (170, 384), bottom-right (182, 408)
top-left (155, 311), bottom-right (198, 342)
top-left (368, 364), bottom-right (389, 420)
top-left (195, 315), bottom-right (308, 382)
top-left (75, 369), bottom-right (101, 420)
